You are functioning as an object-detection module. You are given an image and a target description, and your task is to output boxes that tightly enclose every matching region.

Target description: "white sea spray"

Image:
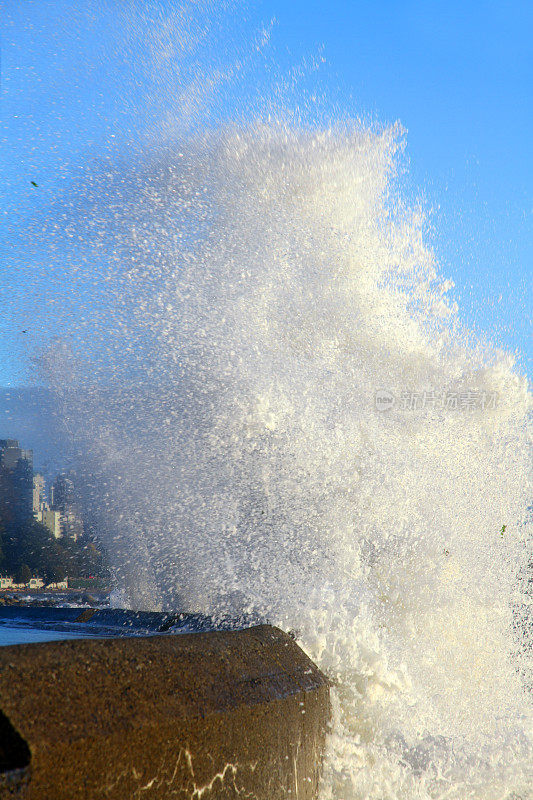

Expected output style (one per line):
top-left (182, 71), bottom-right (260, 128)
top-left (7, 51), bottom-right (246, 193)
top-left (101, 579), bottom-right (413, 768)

top-left (18, 3), bottom-right (532, 797)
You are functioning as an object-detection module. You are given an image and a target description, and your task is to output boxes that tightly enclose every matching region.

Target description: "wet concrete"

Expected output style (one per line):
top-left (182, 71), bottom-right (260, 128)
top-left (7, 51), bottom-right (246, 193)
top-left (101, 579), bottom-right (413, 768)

top-left (0, 624), bottom-right (330, 799)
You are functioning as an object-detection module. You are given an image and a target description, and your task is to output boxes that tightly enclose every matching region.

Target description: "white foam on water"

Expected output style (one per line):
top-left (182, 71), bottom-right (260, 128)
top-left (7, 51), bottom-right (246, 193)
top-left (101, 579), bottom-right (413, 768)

top-left (18, 3), bottom-right (532, 797)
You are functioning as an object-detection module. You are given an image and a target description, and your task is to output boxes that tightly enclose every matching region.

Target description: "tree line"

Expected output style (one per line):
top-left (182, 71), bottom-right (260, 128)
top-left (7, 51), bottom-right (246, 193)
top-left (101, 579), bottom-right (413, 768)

top-left (0, 515), bottom-right (110, 586)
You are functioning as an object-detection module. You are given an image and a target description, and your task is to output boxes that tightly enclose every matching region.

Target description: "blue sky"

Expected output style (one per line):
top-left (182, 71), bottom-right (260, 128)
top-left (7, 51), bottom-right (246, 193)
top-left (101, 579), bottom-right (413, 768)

top-left (2, 0), bottom-right (532, 385)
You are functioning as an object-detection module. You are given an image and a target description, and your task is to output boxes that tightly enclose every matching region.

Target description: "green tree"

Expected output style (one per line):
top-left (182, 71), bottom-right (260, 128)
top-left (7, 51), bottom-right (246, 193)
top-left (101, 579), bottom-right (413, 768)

top-left (1, 519), bottom-right (67, 583)
top-left (0, 505), bottom-right (109, 585)
top-left (14, 564), bottom-right (31, 584)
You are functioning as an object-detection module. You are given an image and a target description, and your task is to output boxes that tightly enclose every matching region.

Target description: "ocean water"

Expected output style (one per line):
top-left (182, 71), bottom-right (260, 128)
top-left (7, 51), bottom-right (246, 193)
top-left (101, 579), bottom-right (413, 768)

top-left (0, 603), bottom-right (231, 645)
top-left (11, 3), bottom-right (533, 798)
top-left (0, 625), bottom-right (92, 647)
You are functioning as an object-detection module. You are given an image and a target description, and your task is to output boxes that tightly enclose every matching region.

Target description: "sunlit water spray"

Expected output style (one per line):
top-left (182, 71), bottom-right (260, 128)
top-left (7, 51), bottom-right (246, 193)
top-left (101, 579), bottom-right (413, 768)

top-left (20, 3), bottom-right (532, 798)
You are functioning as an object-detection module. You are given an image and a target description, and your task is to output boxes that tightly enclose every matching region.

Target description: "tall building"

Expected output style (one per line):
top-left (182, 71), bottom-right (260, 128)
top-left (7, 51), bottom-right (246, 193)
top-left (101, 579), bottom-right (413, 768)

top-left (50, 474), bottom-right (75, 512)
top-left (0, 439), bottom-right (33, 471)
top-left (0, 439), bottom-right (34, 522)
top-left (50, 473), bottom-right (84, 542)
top-left (33, 474), bottom-right (45, 513)
top-left (35, 508), bottom-right (62, 539)
top-left (32, 473), bottom-right (63, 539)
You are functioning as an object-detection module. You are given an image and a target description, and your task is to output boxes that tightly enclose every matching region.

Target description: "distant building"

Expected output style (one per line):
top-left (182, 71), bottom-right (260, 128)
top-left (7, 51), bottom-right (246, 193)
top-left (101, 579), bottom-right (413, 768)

top-left (33, 474), bottom-right (63, 537)
top-left (61, 508), bottom-right (83, 542)
top-left (46, 578), bottom-right (68, 590)
top-left (0, 577), bottom-right (13, 589)
top-left (0, 439), bottom-right (34, 521)
top-left (36, 508), bottom-right (62, 539)
top-left (0, 439), bottom-right (33, 472)
top-left (33, 474), bottom-right (45, 513)
top-left (50, 474), bottom-right (75, 511)
top-left (51, 473), bottom-right (84, 541)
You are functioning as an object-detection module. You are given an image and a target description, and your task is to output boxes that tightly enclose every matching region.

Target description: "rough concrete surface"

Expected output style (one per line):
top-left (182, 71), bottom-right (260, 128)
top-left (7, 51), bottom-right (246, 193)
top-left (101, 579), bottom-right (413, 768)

top-left (0, 625), bottom-right (330, 799)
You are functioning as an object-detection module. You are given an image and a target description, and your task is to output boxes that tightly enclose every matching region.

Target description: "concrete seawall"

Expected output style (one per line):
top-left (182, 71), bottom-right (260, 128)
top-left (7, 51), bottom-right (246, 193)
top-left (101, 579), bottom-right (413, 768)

top-left (0, 624), bottom-right (330, 799)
